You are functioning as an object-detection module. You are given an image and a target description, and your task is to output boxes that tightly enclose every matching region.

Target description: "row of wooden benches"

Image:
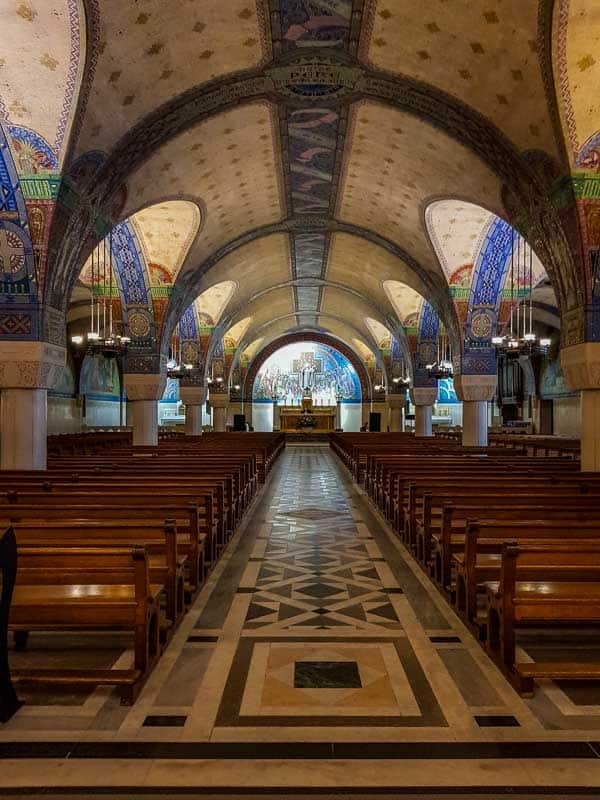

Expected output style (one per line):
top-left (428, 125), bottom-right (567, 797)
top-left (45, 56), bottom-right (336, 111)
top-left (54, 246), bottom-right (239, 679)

top-left (330, 431), bottom-right (600, 696)
top-left (1, 432), bottom-right (284, 717)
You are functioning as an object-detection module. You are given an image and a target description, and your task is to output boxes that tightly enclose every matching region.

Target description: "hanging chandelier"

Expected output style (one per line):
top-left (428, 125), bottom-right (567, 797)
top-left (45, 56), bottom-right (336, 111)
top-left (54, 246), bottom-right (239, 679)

top-left (71, 232), bottom-right (130, 358)
top-left (426, 328), bottom-right (453, 379)
top-left (391, 354), bottom-right (410, 387)
top-left (492, 232), bottom-right (551, 357)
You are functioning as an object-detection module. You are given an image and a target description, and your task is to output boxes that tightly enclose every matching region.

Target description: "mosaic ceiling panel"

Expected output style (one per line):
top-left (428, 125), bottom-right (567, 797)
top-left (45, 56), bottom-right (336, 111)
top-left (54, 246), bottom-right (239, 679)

top-left (337, 102), bottom-right (505, 281)
top-left (123, 103), bottom-right (285, 267)
top-left (321, 286), bottom-right (387, 340)
top-left (293, 233), bottom-right (326, 279)
top-left (194, 280), bottom-right (236, 327)
top-left (296, 285), bottom-right (321, 313)
top-left (382, 281), bottom-right (423, 328)
top-left (361, 0), bottom-right (559, 158)
top-left (555, 0), bottom-right (600, 162)
top-left (0, 0), bottom-right (85, 167)
top-left (130, 201), bottom-right (200, 286)
top-left (75, 0), bottom-right (268, 155)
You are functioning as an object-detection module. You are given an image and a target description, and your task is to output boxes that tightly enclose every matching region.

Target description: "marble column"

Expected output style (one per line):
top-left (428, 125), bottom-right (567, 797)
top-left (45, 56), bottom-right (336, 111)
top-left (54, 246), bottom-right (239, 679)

top-left (0, 342), bottom-right (65, 470)
top-left (371, 399), bottom-right (388, 431)
top-left (561, 343), bottom-right (600, 471)
top-left (227, 401), bottom-right (243, 429)
top-left (210, 391), bottom-right (228, 432)
top-left (454, 375), bottom-right (496, 447)
top-left (361, 401), bottom-right (371, 429)
top-left (124, 373), bottom-right (165, 447)
top-left (388, 392), bottom-right (406, 432)
top-left (410, 387), bottom-right (437, 437)
top-left (272, 400), bottom-right (281, 432)
top-left (180, 385), bottom-right (207, 436)
top-left (243, 399), bottom-right (253, 430)
top-left (335, 400), bottom-right (342, 430)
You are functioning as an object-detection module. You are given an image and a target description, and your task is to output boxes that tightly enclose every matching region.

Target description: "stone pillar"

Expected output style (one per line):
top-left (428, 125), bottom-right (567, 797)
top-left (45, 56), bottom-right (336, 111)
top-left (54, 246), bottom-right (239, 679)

top-left (241, 398), bottom-right (253, 430)
top-left (210, 391), bottom-right (228, 432)
top-left (388, 392), bottom-right (406, 432)
top-left (124, 373), bottom-right (165, 447)
top-left (272, 400), bottom-right (281, 432)
top-left (361, 401), bottom-right (371, 429)
top-left (454, 375), bottom-right (497, 447)
top-left (0, 342), bottom-right (65, 470)
top-left (335, 400), bottom-right (342, 430)
top-left (228, 401), bottom-right (243, 428)
top-left (410, 387), bottom-right (437, 438)
top-left (561, 343), bottom-right (600, 471)
top-left (180, 385), bottom-right (207, 436)
top-left (371, 398), bottom-right (388, 431)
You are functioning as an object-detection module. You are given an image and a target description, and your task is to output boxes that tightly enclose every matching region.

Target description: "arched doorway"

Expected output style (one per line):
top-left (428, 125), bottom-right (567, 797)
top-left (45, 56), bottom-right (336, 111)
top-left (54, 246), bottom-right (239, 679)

top-left (249, 340), bottom-right (364, 432)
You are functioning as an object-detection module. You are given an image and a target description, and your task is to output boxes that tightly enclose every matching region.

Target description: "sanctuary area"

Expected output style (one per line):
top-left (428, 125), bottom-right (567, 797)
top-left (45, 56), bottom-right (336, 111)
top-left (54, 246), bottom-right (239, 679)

top-left (1, 1), bottom-right (600, 797)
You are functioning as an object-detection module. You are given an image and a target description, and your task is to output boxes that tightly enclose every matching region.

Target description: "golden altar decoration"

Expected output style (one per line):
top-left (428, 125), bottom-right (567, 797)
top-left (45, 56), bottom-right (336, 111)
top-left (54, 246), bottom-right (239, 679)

top-left (279, 397), bottom-right (336, 433)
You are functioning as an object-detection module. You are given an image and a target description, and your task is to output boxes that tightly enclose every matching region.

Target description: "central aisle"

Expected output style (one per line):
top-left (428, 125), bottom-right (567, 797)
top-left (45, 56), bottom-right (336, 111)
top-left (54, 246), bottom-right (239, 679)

top-left (2, 445), bottom-right (600, 795)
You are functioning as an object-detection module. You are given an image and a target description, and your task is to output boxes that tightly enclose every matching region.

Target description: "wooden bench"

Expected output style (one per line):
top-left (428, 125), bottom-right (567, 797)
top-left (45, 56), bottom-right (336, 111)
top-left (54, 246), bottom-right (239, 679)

top-left (485, 542), bottom-right (600, 695)
top-left (9, 543), bottom-right (162, 703)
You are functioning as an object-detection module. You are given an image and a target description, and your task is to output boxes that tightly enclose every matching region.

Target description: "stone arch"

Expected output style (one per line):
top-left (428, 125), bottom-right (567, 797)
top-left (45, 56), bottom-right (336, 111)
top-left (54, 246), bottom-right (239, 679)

top-left (243, 332), bottom-right (372, 404)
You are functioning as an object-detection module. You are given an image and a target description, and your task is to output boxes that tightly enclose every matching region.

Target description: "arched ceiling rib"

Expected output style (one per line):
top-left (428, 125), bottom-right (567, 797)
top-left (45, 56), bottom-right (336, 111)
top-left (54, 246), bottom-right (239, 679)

top-left (194, 281), bottom-right (236, 327)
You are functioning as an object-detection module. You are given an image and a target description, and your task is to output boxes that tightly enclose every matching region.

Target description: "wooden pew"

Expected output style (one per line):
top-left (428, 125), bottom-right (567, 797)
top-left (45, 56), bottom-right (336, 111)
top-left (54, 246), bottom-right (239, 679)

top-left (485, 542), bottom-right (600, 695)
top-left (10, 544), bottom-right (162, 703)
top-left (8, 519), bottom-right (185, 627)
top-left (452, 519), bottom-right (600, 624)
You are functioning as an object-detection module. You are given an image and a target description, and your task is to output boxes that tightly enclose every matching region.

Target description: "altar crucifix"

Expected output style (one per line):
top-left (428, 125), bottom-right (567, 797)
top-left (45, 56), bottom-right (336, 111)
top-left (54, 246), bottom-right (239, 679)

top-left (292, 352), bottom-right (323, 398)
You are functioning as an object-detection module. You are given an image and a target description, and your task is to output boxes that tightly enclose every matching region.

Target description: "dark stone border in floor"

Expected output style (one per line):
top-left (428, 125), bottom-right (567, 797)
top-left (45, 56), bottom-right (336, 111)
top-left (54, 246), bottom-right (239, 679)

top-left (1, 788), bottom-right (600, 797)
top-left (0, 741), bottom-right (597, 760)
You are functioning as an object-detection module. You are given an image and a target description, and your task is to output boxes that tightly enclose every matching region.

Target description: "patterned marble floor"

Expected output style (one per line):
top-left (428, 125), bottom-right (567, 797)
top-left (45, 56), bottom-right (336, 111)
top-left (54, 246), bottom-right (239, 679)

top-left (2, 444), bottom-right (600, 795)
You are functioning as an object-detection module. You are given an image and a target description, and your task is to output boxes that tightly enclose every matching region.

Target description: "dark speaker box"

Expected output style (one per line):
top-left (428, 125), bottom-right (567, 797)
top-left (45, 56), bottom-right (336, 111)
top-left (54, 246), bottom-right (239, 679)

top-left (233, 414), bottom-right (246, 431)
top-left (369, 412), bottom-right (381, 432)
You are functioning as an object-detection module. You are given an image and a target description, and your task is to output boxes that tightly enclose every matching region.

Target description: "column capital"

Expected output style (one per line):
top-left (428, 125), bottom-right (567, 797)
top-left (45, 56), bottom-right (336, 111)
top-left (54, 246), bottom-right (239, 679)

top-left (0, 341), bottom-right (65, 390)
top-left (386, 392), bottom-right (406, 408)
top-left (209, 391), bottom-right (228, 408)
top-left (179, 385), bottom-right (208, 406)
top-left (410, 387), bottom-right (437, 406)
top-left (124, 372), bottom-right (165, 401)
top-left (453, 374), bottom-right (497, 402)
top-left (561, 342), bottom-right (600, 390)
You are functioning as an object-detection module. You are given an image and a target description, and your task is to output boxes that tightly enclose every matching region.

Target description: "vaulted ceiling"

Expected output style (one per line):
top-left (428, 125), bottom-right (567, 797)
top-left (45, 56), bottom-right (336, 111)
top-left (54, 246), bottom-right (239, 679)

top-left (1, 0), bottom-right (596, 374)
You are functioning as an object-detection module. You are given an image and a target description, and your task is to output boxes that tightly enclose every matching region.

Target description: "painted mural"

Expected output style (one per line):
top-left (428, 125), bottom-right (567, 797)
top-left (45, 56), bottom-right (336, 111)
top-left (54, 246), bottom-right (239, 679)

top-left (437, 378), bottom-right (459, 405)
top-left (253, 342), bottom-right (361, 404)
top-left (161, 378), bottom-right (180, 403)
top-left (279, 1), bottom-right (352, 51)
top-left (540, 357), bottom-right (578, 400)
top-left (79, 354), bottom-right (120, 401)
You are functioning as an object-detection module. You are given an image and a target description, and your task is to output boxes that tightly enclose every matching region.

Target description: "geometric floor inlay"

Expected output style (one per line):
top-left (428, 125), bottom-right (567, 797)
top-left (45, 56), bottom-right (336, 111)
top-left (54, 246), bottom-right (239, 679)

top-left (239, 642), bottom-right (421, 717)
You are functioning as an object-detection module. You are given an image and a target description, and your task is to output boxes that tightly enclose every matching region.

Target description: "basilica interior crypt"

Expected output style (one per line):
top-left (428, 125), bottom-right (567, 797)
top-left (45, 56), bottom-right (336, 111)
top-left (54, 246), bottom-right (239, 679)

top-left (1, 1), bottom-right (600, 797)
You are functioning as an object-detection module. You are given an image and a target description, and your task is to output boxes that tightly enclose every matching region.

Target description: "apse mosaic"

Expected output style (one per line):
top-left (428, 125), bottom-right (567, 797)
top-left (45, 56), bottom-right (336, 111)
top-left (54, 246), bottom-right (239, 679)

top-left (253, 341), bottom-right (361, 404)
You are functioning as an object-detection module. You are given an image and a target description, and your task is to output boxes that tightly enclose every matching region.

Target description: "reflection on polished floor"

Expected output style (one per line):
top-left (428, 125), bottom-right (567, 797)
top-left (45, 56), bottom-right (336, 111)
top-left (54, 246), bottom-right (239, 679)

top-left (2, 445), bottom-right (600, 796)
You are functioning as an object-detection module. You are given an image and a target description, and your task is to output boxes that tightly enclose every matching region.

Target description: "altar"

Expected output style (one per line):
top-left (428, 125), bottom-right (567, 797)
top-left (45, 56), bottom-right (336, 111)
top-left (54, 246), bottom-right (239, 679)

top-left (279, 398), bottom-right (336, 433)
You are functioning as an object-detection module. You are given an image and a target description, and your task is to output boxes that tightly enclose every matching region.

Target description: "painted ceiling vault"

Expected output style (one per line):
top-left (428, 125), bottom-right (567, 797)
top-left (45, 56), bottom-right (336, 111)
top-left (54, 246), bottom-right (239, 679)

top-left (1, 0), bottom-right (597, 379)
